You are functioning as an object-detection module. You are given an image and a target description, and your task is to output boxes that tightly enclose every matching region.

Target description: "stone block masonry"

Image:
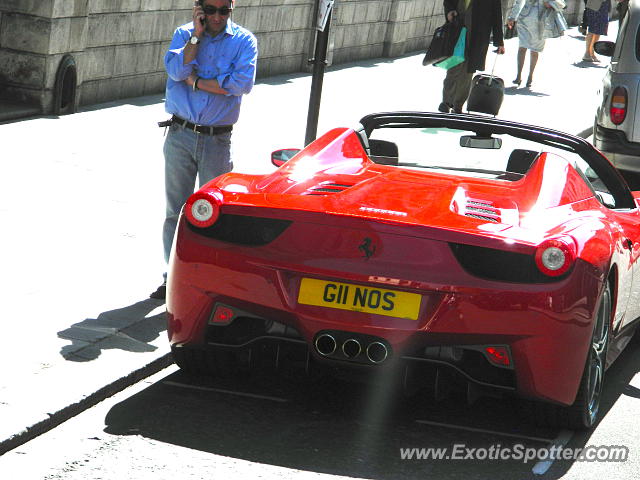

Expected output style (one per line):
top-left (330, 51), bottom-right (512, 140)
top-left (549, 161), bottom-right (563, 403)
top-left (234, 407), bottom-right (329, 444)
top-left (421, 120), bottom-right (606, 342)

top-left (0, 0), bottom-right (584, 115)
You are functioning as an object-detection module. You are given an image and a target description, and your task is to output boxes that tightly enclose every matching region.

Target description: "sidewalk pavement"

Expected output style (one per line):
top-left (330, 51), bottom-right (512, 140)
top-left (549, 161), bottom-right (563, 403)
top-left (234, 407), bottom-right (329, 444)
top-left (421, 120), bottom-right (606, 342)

top-left (0, 24), bottom-right (617, 455)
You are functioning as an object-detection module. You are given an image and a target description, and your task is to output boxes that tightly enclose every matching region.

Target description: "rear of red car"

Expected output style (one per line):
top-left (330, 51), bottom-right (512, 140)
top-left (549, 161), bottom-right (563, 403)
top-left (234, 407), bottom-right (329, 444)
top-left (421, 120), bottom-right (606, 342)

top-left (167, 192), bottom-right (603, 407)
top-left (165, 112), bottom-right (640, 431)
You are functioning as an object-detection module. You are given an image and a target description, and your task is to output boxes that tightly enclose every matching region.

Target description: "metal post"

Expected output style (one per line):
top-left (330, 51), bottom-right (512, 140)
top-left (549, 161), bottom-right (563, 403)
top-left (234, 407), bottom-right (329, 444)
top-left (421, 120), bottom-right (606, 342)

top-left (304, 7), bottom-right (332, 146)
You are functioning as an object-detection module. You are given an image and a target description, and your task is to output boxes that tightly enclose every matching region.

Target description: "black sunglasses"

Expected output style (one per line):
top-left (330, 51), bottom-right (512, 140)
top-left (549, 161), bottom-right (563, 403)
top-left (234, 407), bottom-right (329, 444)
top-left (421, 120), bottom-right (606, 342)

top-left (202, 5), bottom-right (232, 16)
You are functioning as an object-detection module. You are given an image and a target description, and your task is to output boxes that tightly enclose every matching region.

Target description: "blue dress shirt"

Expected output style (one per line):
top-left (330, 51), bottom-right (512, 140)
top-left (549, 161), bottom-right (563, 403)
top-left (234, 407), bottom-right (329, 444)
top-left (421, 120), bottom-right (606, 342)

top-left (164, 20), bottom-right (258, 126)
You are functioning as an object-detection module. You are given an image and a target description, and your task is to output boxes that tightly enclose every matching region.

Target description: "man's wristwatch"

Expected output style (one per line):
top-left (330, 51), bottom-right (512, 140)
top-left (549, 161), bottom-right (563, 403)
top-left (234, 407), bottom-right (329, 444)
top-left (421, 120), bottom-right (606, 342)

top-left (189, 35), bottom-right (200, 45)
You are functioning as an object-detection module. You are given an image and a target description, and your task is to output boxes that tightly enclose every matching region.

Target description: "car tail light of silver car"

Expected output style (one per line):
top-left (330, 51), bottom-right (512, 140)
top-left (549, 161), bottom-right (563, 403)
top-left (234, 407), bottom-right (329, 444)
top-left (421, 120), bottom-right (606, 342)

top-left (185, 189), bottom-right (223, 228)
top-left (534, 236), bottom-right (577, 277)
top-left (609, 86), bottom-right (628, 125)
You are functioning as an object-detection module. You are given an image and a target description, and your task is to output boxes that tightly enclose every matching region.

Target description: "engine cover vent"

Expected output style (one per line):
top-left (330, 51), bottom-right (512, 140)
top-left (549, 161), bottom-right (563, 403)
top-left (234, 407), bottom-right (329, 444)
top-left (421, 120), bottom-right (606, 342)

top-left (305, 183), bottom-right (354, 195)
top-left (464, 199), bottom-right (501, 223)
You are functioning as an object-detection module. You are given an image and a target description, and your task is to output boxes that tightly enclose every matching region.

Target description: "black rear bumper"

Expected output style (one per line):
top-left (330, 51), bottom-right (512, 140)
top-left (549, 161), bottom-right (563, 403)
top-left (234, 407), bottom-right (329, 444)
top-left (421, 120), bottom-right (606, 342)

top-left (174, 316), bottom-right (517, 394)
top-left (594, 123), bottom-right (640, 157)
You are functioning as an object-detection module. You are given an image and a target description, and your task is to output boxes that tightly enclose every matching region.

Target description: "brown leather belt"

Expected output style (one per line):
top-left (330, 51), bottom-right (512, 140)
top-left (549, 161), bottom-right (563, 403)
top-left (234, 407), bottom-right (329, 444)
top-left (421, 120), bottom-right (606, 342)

top-left (171, 115), bottom-right (233, 135)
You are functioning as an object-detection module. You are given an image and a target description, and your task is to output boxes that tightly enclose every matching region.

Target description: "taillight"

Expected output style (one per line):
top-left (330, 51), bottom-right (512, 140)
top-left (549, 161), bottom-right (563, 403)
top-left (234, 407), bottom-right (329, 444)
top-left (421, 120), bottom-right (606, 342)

top-left (210, 304), bottom-right (235, 324)
top-left (184, 189), bottom-right (223, 228)
top-left (534, 237), bottom-right (577, 277)
top-left (610, 86), bottom-right (627, 125)
top-left (484, 346), bottom-right (511, 367)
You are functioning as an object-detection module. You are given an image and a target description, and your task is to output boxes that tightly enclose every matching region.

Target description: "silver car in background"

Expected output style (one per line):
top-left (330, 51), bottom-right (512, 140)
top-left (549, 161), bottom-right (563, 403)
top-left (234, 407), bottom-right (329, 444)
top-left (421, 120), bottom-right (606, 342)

top-left (594, 2), bottom-right (640, 172)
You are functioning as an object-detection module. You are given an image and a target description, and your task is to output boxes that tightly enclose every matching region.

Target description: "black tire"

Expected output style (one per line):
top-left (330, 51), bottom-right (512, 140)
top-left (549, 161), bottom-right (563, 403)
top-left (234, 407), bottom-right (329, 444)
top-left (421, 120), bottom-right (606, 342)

top-left (171, 346), bottom-right (207, 374)
top-left (532, 282), bottom-right (611, 429)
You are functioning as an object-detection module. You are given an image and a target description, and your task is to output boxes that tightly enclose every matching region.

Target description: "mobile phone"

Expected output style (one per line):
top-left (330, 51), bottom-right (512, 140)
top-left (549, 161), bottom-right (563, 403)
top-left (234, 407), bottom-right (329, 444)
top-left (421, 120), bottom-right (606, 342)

top-left (197, 0), bottom-right (205, 25)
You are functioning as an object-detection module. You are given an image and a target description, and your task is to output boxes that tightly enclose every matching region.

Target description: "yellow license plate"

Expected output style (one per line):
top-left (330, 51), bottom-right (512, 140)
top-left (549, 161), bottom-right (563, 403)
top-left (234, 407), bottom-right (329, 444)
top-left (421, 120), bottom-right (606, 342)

top-left (297, 278), bottom-right (421, 320)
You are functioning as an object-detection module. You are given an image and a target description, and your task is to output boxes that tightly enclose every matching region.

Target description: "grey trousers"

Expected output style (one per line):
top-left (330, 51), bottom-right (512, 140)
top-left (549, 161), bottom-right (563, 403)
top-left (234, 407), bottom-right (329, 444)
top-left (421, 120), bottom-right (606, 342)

top-left (162, 123), bottom-right (233, 264)
top-left (442, 61), bottom-right (473, 111)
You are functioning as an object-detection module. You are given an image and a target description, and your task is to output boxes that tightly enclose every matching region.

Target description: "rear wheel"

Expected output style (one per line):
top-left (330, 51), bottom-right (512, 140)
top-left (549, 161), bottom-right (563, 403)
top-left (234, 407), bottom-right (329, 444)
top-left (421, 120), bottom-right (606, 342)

top-left (533, 282), bottom-right (611, 429)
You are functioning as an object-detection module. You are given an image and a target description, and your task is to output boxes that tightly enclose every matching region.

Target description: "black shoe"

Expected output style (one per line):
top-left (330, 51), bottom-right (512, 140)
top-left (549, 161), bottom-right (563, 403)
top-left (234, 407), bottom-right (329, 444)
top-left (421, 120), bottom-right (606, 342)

top-left (438, 102), bottom-right (451, 113)
top-left (150, 281), bottom-right (166, 300)
top-left (453, 106), bottom-right (463, 114)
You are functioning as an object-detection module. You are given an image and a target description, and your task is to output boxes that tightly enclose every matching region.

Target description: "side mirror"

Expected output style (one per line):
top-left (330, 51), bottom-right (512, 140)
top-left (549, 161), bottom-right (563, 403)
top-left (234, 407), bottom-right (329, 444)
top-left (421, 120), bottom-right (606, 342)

top-left (594, 41), bottom-right (615, 57)
top-left (271, 148), bottom-right (301, 167)
top-left (596, 191), bottom-right (616, 209)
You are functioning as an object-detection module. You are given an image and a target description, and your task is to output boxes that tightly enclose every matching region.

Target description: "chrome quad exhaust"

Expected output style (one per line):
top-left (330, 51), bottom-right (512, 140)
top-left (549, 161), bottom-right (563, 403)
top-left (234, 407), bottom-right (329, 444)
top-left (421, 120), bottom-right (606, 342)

top-left (313, 331), bottom-right (391, 365)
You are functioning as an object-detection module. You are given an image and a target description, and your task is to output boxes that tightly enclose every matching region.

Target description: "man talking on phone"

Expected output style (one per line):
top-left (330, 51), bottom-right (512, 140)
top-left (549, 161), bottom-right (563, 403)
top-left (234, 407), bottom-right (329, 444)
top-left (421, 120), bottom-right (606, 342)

top-left (151, 0), bottom-right (257, 299)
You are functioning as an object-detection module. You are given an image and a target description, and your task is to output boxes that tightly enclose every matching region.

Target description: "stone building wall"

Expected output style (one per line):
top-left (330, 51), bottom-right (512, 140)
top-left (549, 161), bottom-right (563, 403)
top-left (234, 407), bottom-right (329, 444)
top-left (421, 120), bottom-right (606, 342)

top-left (0, 0), bottom-right (585, 115)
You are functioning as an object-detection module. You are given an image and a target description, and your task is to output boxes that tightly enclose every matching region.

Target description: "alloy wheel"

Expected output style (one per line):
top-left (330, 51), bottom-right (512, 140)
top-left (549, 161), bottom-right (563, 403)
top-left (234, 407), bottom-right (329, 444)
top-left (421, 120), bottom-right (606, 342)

top-left (585, 284), bottom-right (611, 425)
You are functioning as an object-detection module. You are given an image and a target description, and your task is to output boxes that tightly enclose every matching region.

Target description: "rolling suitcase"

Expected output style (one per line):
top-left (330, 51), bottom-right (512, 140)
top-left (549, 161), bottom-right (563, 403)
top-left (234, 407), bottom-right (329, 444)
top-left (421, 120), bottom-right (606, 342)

top-left (467, 54), bottom-right (504, 116)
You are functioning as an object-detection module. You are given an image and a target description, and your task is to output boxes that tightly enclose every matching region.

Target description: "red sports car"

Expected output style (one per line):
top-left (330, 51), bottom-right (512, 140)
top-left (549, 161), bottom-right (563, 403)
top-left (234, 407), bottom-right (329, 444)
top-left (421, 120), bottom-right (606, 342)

top-left (167, 112), bottom-right (640, 429)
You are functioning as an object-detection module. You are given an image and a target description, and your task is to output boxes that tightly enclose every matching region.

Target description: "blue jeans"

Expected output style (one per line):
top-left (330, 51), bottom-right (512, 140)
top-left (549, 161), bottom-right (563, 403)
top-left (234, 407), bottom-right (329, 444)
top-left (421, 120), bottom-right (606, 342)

top-left (162, 123), bottom-right (233, 264)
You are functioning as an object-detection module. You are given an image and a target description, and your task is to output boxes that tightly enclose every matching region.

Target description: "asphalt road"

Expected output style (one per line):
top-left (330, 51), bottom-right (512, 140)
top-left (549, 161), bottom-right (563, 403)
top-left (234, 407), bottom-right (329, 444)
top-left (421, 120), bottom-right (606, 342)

top-left (1, 338), bottom-right (638, 480)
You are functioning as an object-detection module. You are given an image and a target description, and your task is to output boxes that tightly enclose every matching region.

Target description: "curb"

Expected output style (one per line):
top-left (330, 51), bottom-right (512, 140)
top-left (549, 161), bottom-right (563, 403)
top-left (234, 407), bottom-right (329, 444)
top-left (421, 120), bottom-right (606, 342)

top-left (0, 353), bottom-right (174, 456)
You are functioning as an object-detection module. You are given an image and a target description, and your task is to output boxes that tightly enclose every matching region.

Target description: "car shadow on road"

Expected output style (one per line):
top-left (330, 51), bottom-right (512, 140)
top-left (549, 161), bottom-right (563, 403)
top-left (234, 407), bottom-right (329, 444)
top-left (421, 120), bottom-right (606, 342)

top-left (57, 299), bottom-right (166, 362)
top-left (102, 332), bottom-right (640, 479)
top-left (102, 358), bottom-right (609, 479)
top-left (545, 333), bottom-right (640, 477)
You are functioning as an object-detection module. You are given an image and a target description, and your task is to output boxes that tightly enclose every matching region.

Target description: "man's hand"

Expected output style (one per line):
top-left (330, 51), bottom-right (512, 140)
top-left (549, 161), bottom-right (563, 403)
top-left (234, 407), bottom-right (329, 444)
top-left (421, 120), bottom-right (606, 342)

top-left (496, 46), bottom-right (505, 55)
top-left (185, 74), bottom-right (229, 95)
top-left (184, 2), bottom-right (204, 64)
top-left (193, 2), bottom-right (205, 37)
top-left (507, 19), bottom-right (515, 28)
top-left (446, 10), bottom-right (457, 22)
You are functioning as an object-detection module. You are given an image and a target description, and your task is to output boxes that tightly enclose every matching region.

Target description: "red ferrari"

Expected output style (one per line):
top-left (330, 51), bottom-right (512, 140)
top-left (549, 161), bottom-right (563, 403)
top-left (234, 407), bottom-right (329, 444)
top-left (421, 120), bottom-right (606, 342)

top-left (167, 112), bottom-right (640, 429)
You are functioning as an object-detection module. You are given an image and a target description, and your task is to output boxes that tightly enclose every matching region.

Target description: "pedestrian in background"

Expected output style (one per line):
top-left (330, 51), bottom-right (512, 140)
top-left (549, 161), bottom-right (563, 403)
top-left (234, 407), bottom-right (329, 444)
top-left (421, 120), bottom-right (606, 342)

top-left (151, 0), bottom-right (258, 299)
top-left (438, 0), bottom-right (505, 114)
top-left (507, 0), bottom-right (566, 88)
top-left (583, 0), bottom-right (611, 62)
top-left (579, 0), bottom-right (588, 34)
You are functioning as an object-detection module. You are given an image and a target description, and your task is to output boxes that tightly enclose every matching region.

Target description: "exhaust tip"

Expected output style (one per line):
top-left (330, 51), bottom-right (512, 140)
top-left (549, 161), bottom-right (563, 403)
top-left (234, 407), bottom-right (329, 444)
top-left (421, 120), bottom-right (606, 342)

top-left (315, 334), bottom-right (337, 356)
top-left (367, 341), bottom-right (388, 364)
top-left (342, 338), bottom-right (362, 359)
